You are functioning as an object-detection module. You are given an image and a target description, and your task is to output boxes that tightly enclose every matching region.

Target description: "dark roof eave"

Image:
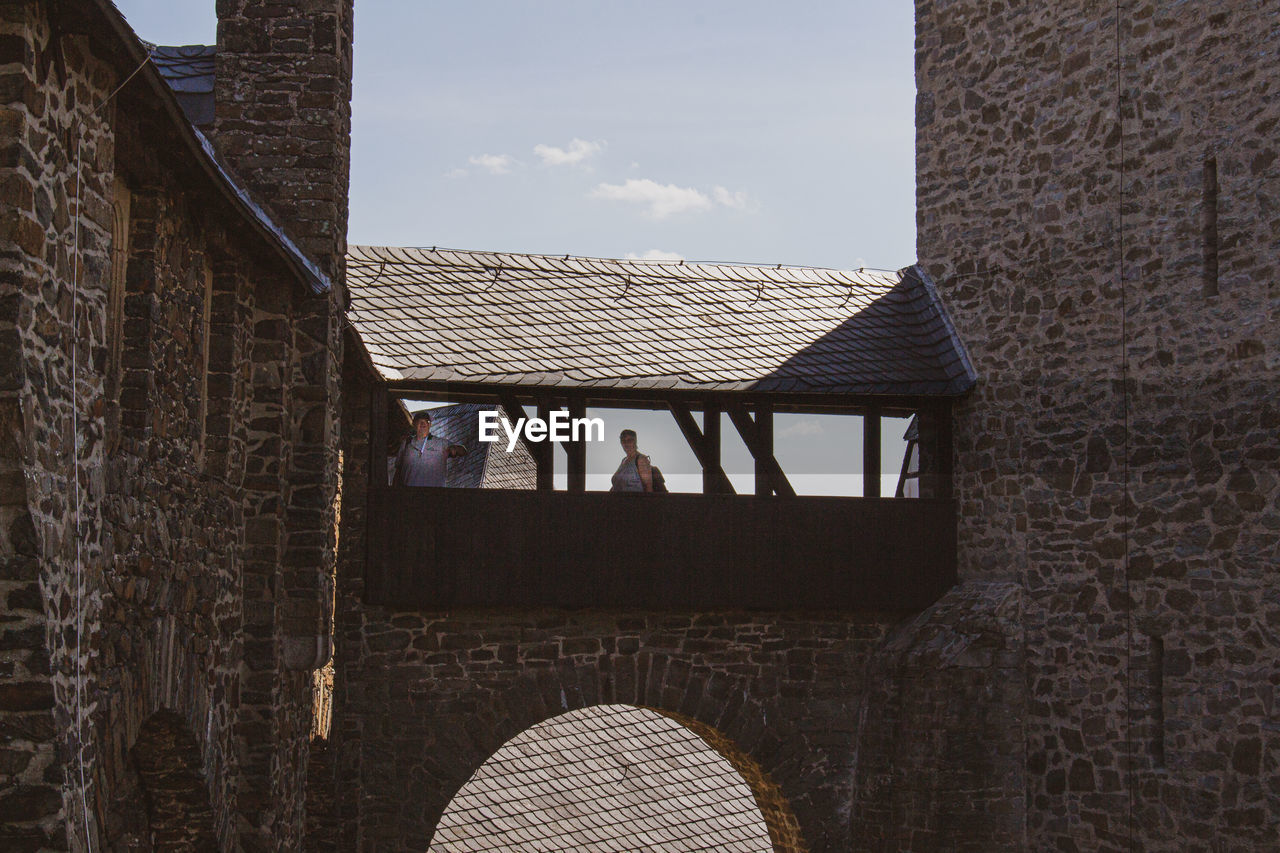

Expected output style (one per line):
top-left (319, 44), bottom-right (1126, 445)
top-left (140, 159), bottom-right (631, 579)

top-left (381, 373), bottom-right (966, 402)
top-left (902, 264), bottom-right (978, 394)
top-left (87, 0), bottom-right (331, 295)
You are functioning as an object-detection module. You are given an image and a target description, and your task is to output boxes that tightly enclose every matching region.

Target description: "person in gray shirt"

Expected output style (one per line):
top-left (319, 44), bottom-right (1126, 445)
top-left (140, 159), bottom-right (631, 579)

top-left (392, 411), bottom-right (468, 487)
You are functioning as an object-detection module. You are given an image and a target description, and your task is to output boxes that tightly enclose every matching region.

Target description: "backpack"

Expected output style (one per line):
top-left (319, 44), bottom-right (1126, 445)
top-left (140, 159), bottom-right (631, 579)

top-left (649, 462), bottom-right (668, 493)
top-left (637, 450), bottom-right (670, 491)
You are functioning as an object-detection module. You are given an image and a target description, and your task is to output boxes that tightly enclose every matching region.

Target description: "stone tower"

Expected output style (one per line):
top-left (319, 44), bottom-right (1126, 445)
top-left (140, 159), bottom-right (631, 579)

top-left (214, 0), bottom-right (355, 281)
top-left (211, 0), bottom-right (355, 847)
top-left (916, 2), bottom-right (1278, 851)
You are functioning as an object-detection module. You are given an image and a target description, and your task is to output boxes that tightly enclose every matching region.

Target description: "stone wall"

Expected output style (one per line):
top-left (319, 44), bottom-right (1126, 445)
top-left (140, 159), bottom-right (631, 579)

top-left (333, 360), bottom-right (864, 850)
top-left (0, 2), bottom-right (345, 849)
top-left (214, 0), bottom-right (354, 281)
top-left (328, 601), bottom-right (894, 851)
top-left (916, 1), bottom-right (1279, 850)
top-left (0, 5), bottom-right (116, 846)
top-left (850, 582), bottom-right (1026, 852)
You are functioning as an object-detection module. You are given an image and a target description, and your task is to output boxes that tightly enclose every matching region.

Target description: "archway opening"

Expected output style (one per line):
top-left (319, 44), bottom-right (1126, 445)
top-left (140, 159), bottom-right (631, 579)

top-left (431, 704), bottom-right (805, 852)
top-left (129, 709), bottom-right (218, 851)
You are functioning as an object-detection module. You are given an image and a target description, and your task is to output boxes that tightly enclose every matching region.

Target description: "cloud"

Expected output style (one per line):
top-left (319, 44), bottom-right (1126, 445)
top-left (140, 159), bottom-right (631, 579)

top-left (468, 153), bottom-right (515, 175)
top-left (534, 138), bottom-right (604, 167)
top-left (592, 179), bottom-right (758, 219)
top-left (625, 249), bottom-right (684, 261)
top-left (712, 186), bottom-right (756, 212)
top-left (590, 179), bottom-right (712, 218)
top-left (777, 419), bottom-right (824, 438)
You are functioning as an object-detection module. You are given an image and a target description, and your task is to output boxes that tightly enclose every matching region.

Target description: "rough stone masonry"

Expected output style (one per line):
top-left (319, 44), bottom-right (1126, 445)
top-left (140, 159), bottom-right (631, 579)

top-left (916, 1), bottom-right (1279, 851)
top-left (0, 0), bottom-right (349, 850)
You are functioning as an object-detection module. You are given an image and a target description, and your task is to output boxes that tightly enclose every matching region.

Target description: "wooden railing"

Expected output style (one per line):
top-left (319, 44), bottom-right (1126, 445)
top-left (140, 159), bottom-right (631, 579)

top-left (364, 489), bottom-right (956, 612)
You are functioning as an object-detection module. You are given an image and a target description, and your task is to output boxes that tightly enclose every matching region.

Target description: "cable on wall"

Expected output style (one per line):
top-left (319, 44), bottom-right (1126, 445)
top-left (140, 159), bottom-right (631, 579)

top-left (1114, 4), bottom-right (1135, 851)
top-left (66, 41), bottom-right (154, 853)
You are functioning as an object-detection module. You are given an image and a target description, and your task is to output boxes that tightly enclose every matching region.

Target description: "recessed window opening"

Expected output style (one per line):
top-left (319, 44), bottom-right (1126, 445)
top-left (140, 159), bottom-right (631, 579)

top-left (390, 397), bottom-right (919, 497)
top-left (391, 398), bottom-right (535, 489)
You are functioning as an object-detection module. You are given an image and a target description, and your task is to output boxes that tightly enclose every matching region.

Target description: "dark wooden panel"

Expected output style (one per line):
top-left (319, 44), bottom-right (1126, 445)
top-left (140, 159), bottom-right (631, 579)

top-left (366, 489), bottom-right (957, 613)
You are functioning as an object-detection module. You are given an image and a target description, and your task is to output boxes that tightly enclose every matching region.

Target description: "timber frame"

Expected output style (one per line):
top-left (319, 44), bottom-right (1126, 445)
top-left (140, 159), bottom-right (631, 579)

top-left (365, 379), bottom-right (959, 611)
top-left (369, 378), bottom-right (955, 500)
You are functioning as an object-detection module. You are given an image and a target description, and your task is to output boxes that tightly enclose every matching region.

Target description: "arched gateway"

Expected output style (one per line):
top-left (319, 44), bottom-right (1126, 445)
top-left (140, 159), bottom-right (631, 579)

top-left (431, 704), bottom-right (800, 852)
top-left (326, 247), bottom-right (973, 851)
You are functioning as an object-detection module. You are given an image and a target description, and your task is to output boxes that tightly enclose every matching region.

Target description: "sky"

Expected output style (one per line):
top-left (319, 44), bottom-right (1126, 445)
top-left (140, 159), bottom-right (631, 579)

top-left (112, 0), bottom-right (920, 493)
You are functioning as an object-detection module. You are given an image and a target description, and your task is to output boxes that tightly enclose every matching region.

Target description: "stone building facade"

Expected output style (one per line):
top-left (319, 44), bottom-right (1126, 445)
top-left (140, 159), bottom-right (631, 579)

top-left (915, 2), bottom-right (1279, 851)
top-left (0, 0), bottom-right (350, 850)
top-left (5, 0), bottom-right (1277, 850)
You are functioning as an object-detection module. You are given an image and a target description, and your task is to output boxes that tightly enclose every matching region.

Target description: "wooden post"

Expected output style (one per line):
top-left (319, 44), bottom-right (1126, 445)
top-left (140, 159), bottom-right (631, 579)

top-left (536, 396), bottom-right (554, 491)
top-left (725, 402), bottom-right (795, 498)
top-left (863, 407), bottom-right (881, 498)
top-left (704, 400), bottom-right (721, 494)
top-left (754, 405), bottom-right (773, 497)
top-left (566, 398), bottom-right (586, 492)
top-left (917, 401), bottom-right (953, 499)
top-left (365, 382), bottom-right (389, 600)
top-left (369, 383), bottom-right (389, 489)
top-left (935, 400), bottom-right (953, 500)
top-left (668, 401), bottom-right (734, 495)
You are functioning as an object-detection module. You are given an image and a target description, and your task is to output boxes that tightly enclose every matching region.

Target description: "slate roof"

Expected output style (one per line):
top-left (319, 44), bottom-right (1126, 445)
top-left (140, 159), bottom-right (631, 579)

top-left (346, 245), bottom-right (976, 397)
top-left (148, 43), bottom-right (216, 127)
top-left (398, 403), bottom-right (535, 489)
top-left (430, 704), bottom-right (772, 853)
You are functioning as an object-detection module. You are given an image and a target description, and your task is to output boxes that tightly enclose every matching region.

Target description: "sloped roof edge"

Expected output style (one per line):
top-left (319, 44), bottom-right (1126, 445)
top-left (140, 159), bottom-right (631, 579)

top-left (903, 264), bottom-right (978, 394)
top-left (346, 245), bottom-right (976, 398)
top-left (87, 0), bottom-right (330, 294)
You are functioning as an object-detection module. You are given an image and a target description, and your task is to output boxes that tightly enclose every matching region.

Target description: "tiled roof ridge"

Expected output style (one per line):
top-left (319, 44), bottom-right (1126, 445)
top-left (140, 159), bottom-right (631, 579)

top-left (348, 243), bottom-right (902, 286)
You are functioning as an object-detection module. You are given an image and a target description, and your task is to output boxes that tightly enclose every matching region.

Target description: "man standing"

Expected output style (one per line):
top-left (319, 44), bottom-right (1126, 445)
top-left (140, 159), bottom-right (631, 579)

top-left (391, 411), bottom-right (468, 486)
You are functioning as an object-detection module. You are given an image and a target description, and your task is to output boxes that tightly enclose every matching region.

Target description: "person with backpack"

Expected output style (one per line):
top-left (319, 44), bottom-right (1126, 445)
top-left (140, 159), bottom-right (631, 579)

top-left (609, 429), bottom-right (667, 493)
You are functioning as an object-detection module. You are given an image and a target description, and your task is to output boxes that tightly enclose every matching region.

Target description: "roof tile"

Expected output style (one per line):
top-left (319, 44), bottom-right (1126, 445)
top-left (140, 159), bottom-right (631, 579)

top-left (348, 246), bottom-right (975, 397)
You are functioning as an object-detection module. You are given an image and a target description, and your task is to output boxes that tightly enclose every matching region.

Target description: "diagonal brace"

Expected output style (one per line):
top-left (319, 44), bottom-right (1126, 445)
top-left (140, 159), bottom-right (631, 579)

top-left (667, 402), bottom-right (735, 494)
top-left (497, 390), bottom-right (552, 477)
top-left (725, 402), bottom-right (795, 497)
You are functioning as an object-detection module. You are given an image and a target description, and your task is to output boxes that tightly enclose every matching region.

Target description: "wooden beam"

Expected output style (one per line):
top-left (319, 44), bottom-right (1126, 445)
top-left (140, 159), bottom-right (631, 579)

top-left (384, 378), bottom-right (928, 417)
top-left (566, 398), bottom-right (586, 492)
top-left (369, 382), bottom-right (389, 487)
top-left (725, 402), bottom-right (795, 498)
top-left (754, 405), bottom-right (773, 497)
top-left (917, 402), bottom-right (953, 500)
top-left (935, 401), bottom-right (954, 500)
top-left (863, 407), bottom-right (881, 498)
top-left (497, 390), bottom-right (551, 487)
top-left (704, 400), bottom-right (725, 495)
top-left (365, 382), bottom-right (389, 600)
top-left (667, 402), bottom-right (734, 494)
top-left (536, 397), bottom-right (554, 491)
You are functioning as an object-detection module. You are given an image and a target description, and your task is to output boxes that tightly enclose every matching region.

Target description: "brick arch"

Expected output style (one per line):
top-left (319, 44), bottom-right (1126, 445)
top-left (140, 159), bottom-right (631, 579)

top-left (129, 709), bottom-right (218, 851)
top-left (421, 655), bottom-right (814, 852)
top-left (432, 702), bottom-right (806, 853)
top-left (650, 707), bottom-right (807, 853)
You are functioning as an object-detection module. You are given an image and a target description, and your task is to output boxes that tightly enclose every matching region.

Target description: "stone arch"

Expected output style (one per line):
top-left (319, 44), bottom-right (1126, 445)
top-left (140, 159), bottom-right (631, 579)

top-left (408, 650), bottom-right (819, 851)
top-left (129, 709), bottom-right (218, 851)
top-left (431, 703), bottom-right (805, 853)
top-left (336, 611), bottom-right (886, 849)
top-left (651, 708), bottom-right (807, 853)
